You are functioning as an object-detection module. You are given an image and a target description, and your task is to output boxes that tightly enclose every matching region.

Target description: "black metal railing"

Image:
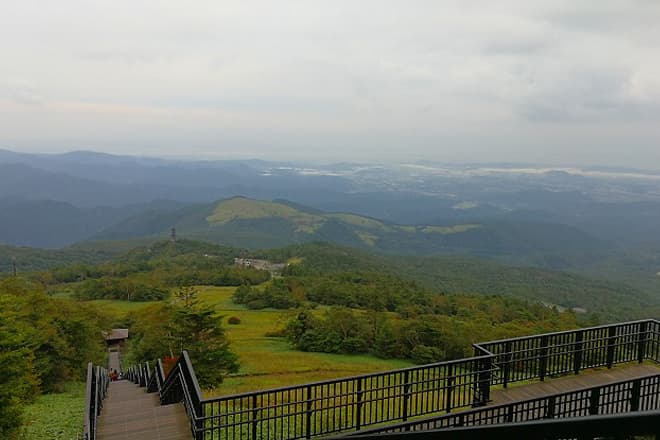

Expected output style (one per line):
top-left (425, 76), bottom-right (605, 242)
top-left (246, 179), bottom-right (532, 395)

top-left (201, 355), bottom-right (496, 440)
top-left (146, 358), bottom-right (166, 396)
top-left (122, 319), bottom-right (660, 440)
top-left (160, 351), bottom-right (205, 439)
top-left (342, 372), bottom-right (660, 435)
top-left (474, 319), bottom-right (660, 388)
top-left (82, 362), bottom-right (109, 440)
top-left (340, 410), bottom-right (660, 440)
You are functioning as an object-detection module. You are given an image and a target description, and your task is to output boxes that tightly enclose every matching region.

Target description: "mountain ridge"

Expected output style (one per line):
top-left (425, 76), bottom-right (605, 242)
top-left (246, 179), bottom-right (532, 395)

top-left (94, 196), bottom-right (609, 257)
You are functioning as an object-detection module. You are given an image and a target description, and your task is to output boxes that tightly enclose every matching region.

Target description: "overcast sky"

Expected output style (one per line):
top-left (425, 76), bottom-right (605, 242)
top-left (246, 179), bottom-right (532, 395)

top-left (1, 1), bottom-right (659, 166)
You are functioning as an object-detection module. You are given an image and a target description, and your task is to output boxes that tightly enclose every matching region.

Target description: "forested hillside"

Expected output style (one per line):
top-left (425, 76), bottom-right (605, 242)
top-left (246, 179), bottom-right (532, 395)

top-left (261, 243), bottom-right (659, 321)
top-left (95, 196), bottom-right (609, 257)
top-left (0, 278), bottom-right (109, 436)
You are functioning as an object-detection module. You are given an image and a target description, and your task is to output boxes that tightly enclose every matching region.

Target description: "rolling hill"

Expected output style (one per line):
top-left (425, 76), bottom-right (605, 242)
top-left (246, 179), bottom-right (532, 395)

top-left (95, 196), bottom-right (610, 257)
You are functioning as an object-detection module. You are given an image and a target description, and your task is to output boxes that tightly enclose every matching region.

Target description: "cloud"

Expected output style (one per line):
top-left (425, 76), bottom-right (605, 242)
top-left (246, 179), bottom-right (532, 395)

top-left (0, 0), bottom-right (659, 166)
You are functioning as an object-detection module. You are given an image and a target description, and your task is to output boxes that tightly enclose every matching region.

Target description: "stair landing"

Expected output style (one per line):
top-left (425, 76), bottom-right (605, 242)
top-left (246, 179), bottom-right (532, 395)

top-left (96, 380), bottom-right (191, 440)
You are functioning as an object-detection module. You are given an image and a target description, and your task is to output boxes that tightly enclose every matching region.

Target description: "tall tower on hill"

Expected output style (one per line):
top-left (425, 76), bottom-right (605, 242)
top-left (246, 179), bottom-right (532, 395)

top-left (170, 227), bottom-right (177, 243)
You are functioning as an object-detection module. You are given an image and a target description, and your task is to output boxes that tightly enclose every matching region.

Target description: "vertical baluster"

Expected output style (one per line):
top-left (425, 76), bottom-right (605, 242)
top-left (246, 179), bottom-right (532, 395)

top-left (305, 385), bottom-right (312, 439)
top-left (638, 321), bottom-right (648, 363)
top-left (402, 370), bottom-right (410, 422)
top-left (574, 330), bottom-right (584, 375)
top-left (503, 341), bottom-right (512, 388)
top-left (539, 336), bottom-right (548, 381)
top-left (607, 326), bottom-right (617, 368)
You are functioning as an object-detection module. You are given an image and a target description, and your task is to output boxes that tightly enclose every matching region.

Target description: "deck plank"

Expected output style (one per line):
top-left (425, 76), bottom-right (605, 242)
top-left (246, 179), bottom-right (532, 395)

top-left (96, 380), bottom-right (191, 440)
top-left (490, 363), bottom-right (660, 405)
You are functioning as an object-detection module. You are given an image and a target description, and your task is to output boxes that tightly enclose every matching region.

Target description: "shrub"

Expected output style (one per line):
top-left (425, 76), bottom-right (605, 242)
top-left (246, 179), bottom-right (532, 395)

top-left (227, 316), bottom-right (241, 325)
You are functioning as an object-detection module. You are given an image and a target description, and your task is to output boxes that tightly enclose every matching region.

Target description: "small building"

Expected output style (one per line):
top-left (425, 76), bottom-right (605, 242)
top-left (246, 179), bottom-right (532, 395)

top-left (103, 328), bottom-right (129, 347)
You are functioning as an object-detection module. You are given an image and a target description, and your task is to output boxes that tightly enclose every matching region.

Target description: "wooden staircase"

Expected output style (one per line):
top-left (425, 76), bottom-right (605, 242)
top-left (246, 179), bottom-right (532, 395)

top-left (96, 380), bottom-right (190, 440)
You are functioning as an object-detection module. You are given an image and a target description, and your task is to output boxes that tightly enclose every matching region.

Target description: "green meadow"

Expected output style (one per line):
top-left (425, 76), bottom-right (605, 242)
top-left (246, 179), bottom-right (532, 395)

top-left (86, 285), bottom-right (412, 396)
top-left (194, 286), bottom-right (412, 396)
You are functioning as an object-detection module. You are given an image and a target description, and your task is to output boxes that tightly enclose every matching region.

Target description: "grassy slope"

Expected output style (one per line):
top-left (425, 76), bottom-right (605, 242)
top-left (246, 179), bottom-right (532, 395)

top-left (80, 286), bottom-right (410, 396)
top-left (19, 382), bottom-right (85, 440)
top-left (195, 286), bottom-right (412, 396)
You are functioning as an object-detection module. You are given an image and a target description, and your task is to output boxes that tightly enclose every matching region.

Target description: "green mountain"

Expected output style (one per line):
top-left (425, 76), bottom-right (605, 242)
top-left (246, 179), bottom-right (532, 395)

top-left (261, 242), bottom-right (658, 321)
top-left (95, 196), bottom-right (608, 257)
top-left (0, 239), bottom-right (155, 273)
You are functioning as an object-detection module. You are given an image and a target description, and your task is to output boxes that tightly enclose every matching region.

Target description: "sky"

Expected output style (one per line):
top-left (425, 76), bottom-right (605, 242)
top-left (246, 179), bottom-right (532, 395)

top-left (1, 0), bottom-right (659, 167)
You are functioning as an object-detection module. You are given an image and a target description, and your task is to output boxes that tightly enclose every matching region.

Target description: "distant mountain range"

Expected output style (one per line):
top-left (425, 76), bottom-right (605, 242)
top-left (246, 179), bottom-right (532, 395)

top-left (2, 148), bottom-right (660, 291)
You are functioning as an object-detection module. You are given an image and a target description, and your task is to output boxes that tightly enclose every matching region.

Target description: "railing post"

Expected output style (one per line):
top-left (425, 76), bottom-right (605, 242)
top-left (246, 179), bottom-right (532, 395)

top-left (195, 399), bottom-right (204, 440)
top-left (539, 335), bottom-right (549, 381)
top-left (589, 388), bottom-right (600, 415)
top-left (474, 356), bottom-right (492, 407)
top-left (545, 395), bottom-right (556, 419)
top-left (252, 394), bottom-right (258, 439)
top-left (305, 385), bottom-right (313, 439)
top-left (637, 321), bottom-right (648, 364)
top-left (607, 326), bottom-right (617, 369)
top-left (630, 379), bottom-right (642, 412)
top-left (445, 364), bottom-right (454, 414)
top-left (573, 330), bottom-right (584, 375)
top-left (503, 341), bottom-right (512, 388)
top-left (91, 366), bottom-right (97, 435)
top-left (402, 370), bottom-right (410, 421)
top-left (355, 377), bottom-right (363, 431)
top-left (506, 404), bottom-right (514, 423)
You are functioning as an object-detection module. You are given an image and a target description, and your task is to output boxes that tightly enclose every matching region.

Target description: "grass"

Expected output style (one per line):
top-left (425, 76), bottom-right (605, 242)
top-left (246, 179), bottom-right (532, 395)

top-left (194, 286), bottom-right (412, 396)
top-left (206, 198), bottom-right (323, 232)
top-left (421, 224), bottom-right (481, 234)
top-left (86, 299), bottom-right (159, 315)
top-left (76, 285), bottom-right (411, 398)
top-left (19, 382), bottom-right (85, 440)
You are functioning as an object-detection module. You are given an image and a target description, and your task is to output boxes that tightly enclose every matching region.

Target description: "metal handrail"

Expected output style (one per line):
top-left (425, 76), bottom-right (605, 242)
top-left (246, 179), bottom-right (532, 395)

top-left (340, 410), bottom-right (660, 440)
top-left (344, 372), bottom-right (660, 435)
top-left (119, 318), bottom-right (660, 440)
top-left (82, 362), bottom-right (109, 440)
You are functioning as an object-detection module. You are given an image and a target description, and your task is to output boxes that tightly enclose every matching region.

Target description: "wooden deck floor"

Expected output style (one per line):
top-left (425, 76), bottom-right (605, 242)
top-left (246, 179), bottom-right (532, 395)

top-left (96, 380), bottom-right (191, 440)
top-left (490, 363), bottom-right (660, 405)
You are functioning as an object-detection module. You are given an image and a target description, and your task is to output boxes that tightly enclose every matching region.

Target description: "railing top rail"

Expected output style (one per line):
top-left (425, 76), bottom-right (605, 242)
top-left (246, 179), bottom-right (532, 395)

top-left (181, 351), bottom-right (204, 404)
top-left (342, 410), bottom-right (660, 439)
top-left (82, 362), bottom-right (93, 439)
top-left (474, 318), bottom-right (659, 348)
top-left (201, 353), bottom-right (496, 403)
top-left (350, 371), bottom-right (660, 436)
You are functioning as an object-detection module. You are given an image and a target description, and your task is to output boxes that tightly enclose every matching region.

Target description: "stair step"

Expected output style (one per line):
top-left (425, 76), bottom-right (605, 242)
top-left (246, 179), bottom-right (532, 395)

top-left (96, 381), bottom-right (192, 439)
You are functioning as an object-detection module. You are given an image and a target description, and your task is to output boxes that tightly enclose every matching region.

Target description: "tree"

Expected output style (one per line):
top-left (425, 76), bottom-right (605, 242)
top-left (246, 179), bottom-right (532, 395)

top-left (129, 287), bottom-right (239, 389)
top-left (171, 287), bottom-right (238, 387)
